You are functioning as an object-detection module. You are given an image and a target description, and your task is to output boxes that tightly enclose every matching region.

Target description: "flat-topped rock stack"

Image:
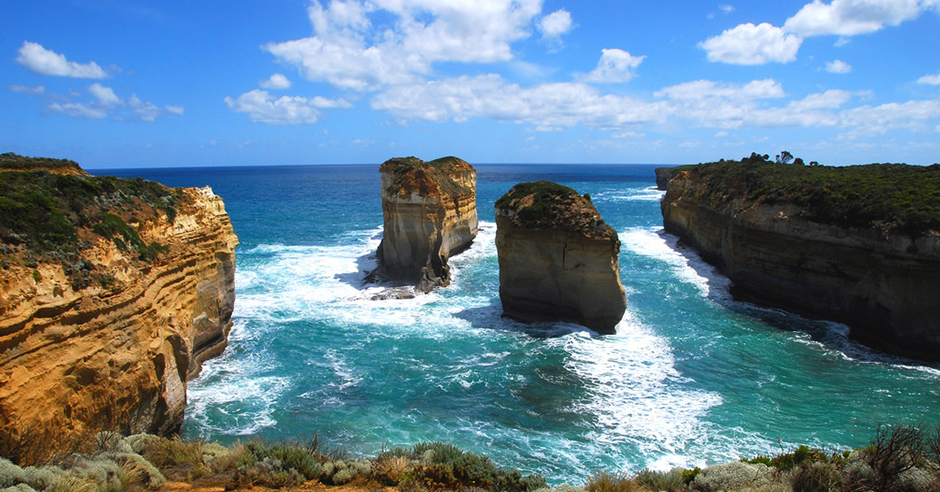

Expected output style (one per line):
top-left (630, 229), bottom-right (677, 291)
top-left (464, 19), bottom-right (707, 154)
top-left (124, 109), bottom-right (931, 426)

top-left (495, 181), bottom-right (626, 333)
top-left (376, 156), bottom-right (478, 293)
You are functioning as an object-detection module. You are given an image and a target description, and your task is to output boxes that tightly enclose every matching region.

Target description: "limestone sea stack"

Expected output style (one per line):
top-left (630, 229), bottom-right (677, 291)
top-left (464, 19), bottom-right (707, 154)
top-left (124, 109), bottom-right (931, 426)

top-left (495, 181), bottom-right (626, 334)
top-left (0, 155), bottom-right (237, 462)
top-left (660, 157), bottom-right (940, 360)
top-left (377, 156), bottom-right (478, 293)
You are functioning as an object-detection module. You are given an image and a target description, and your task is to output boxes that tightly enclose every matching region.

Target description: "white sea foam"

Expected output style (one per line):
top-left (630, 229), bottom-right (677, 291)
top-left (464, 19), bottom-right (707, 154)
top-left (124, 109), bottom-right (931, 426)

top-left (557, 310), bottom-right (723, 470)
top-left (619, 227), bottom-right (730, 299)
top-left (595, 186), bottom-right (666, 202)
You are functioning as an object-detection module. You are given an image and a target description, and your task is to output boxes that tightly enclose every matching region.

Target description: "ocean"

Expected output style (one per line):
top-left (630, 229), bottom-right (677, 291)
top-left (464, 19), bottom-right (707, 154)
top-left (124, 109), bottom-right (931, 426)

top-left (97, 163), bottom-right (940, 484)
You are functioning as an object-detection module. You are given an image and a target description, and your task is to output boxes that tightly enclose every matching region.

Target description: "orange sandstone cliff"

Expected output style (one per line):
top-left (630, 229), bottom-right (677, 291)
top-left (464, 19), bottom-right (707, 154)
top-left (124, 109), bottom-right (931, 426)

top-left (0, 156), bottom-right (237, 463)
top-left (376, 156), bottom-right (478, 293)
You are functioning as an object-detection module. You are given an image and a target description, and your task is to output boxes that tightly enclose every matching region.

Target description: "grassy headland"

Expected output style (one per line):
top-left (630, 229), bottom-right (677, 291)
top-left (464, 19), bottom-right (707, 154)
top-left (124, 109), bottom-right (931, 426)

top-left (669, 153), bottom-right (940, 237)
top-left (0, 153), bottom-right (179, 288)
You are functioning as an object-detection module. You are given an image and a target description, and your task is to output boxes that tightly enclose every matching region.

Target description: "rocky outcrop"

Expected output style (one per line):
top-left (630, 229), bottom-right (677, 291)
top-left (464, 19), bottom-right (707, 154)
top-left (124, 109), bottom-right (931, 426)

top-left (495, 181), bottom-right (626, 334)
top-left (661, 165), bottom-right (940, 360)
top-left (0, 165), bottom-right (237, 463)
top-left (377, 156), bottom-right (478, 293)
top-left (655, 166), bottom-right (681, 190)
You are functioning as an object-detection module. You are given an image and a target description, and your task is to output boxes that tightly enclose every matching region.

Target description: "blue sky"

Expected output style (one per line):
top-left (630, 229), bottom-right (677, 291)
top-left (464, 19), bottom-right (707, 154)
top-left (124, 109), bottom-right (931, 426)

top-left (2, 0), bottom-right (939, 168)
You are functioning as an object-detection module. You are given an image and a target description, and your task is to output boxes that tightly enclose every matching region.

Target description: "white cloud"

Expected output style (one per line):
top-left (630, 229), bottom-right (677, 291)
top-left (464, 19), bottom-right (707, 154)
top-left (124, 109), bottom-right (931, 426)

top-left (839, 99), bottom-right (940, 137)
top-left (539, 9), bottom-right (573, 39)
top-left (265, 0), bottom-right (545, 91)
top-left (14, 81), bottom-right (176, 121)
top-left (582, 49), bottom-right (645, 84)
top-left (260, 73), bottom-right (292, 90)
top-left (370, 74), bottom-right (668, 129)
top-left (16, 41), bottom-right (108, 79)
top-left (655, 79), bottom-right (786, 101)
top-left (824, 59), bottom-right (852, 73)
top-left (47, 102), bottom-right (108, 119)
top-left (699, 23), bottom-right (802, 65)
top-left (89, 83), bottom-right (121, 107)
top-left (9, 84), bottom-right (45, 95)
top-left (224, 89), bottom-right (351, 124)
top-left (128, 95), bottom-right (162, 121)
top-left (784, 0), bottom-right (923, 37)
top-left (719, 4), bottom-right (735, 13)
top-left (655, 79), bottom-right (786, 128)
top-left (918, 72), bottom-right (940, 85)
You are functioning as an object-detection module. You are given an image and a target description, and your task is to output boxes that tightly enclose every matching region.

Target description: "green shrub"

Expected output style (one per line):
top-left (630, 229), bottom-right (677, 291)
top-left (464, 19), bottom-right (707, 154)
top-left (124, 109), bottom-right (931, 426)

top-left (240, 441), bottom-right (321, 480)
top-left (635, 467), bottom-right (690, 491)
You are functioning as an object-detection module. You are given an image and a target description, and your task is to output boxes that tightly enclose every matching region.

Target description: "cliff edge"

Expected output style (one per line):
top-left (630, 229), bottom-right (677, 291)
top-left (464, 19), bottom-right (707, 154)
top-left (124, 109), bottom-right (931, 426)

top-left (377, 156), bottom-right (478, 293)
top-left (660, 157), bottom-right (940, 360)
top-left (495, 181), bottom-right (626, 334)
top-left (0, 155), bottom-right (237, 463)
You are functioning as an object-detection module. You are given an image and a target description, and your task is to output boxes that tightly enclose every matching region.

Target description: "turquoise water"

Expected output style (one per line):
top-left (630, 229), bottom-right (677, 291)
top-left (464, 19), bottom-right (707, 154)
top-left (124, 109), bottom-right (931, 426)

top-left (100, 164), bottom-right (940, 483)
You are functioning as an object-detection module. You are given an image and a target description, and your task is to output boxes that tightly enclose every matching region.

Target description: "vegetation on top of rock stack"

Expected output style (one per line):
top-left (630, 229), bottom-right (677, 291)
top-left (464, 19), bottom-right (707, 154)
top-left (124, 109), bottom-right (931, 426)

top-left (380, 156), bottom-right (475, 199)
top-left (685, 153), bottom-right (940, 237)
top-left (0, 153), bottom-right (180, 288)
top-left (495, 180), bottom-right (616, 239)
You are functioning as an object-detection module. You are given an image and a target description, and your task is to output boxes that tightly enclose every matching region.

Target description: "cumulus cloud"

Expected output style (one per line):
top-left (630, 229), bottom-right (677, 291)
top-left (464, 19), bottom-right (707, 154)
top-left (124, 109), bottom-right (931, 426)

top-left (224, 89), bottom-right (351, 124)
top-left (539, 9), bottom-right (574, 39)
top-left (784, 0), bottom-right (922, 36)
top-left (699, 23), bottom-right (802, 65)
top-left (918, 72), bottom-right (940, 85)
top-left (371, 74), bottom-right (668, 129)
top-left (839, 99), bottom-right (940, 138)
top-left (89, 83), bottom-right (121, 107)
top-left (824, 59), bottom-right (852, 73)
top-left (260, 73), bottom-right (292, 89)
top-left (265, 0), bottom-right (545, 91)
top-left (16, 41), bottom-right (109, 79)
top-left (654, 79), bottom-right (787, 128)
top-left (582, 49), bottom-right (645, 84)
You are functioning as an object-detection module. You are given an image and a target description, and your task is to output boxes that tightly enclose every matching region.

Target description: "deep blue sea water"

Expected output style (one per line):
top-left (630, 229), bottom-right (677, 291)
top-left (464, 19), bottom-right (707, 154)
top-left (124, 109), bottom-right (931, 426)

top-left (96, 164), bottom-right (940, 483)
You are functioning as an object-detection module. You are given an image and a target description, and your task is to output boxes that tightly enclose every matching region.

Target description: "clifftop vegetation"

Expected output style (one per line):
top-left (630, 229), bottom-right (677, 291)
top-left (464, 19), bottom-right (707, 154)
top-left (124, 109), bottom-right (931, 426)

top-left (0, 153), bottom-right (179, 288)
top-left (495, 181), bottom-right (616, 240)
top-left (681, 153), bottom-right (940, 237)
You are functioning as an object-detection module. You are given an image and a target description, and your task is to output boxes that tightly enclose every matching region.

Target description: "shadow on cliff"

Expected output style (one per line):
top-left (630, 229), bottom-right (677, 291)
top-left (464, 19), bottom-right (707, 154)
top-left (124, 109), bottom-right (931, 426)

top-left (664, 231), bottom-right (939, 368)
top-left (453, 298), bottom-right (600, 338)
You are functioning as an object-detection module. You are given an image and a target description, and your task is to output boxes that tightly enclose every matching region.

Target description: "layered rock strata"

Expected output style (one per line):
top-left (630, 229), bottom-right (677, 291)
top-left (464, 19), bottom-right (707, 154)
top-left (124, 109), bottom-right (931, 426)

top-left (495, 181), bottom-right (626, 333)
top-left (0, 165), bottom-right (237, 462)
top-left (377, 156), bottom-right (478, 293)
top-left (661, 166), bottom-right (940, 360)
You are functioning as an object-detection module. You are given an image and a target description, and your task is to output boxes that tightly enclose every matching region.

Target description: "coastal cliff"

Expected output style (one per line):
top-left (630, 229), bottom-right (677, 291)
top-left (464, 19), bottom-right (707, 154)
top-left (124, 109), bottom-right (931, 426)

top-left (660, 158), bottom-right (940, 359)
top-left (0, 155), bottom-right (237, 462)
top-left (377, 156), bottom-right (478, 293)
top-left (495, 181), bottom-right (626, 334)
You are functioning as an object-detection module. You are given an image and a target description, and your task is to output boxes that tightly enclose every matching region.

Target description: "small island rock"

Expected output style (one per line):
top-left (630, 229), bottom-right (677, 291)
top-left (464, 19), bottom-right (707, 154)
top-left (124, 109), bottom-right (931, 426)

top-left (495, 181), bottom-right (626, 333)
top-left (377, 156), bottom-right (478, 293)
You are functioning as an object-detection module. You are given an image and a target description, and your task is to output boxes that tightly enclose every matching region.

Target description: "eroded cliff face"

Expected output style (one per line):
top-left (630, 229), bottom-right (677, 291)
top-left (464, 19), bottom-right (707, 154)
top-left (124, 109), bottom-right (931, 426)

top-left (0, 184), bottom-right (237, 462)
top-left (662, 170), bottom-right (940, 360)
top-left (377, 156), bottom-right (478, 293)
top-left (495, 181), bottom-right (626, 334)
